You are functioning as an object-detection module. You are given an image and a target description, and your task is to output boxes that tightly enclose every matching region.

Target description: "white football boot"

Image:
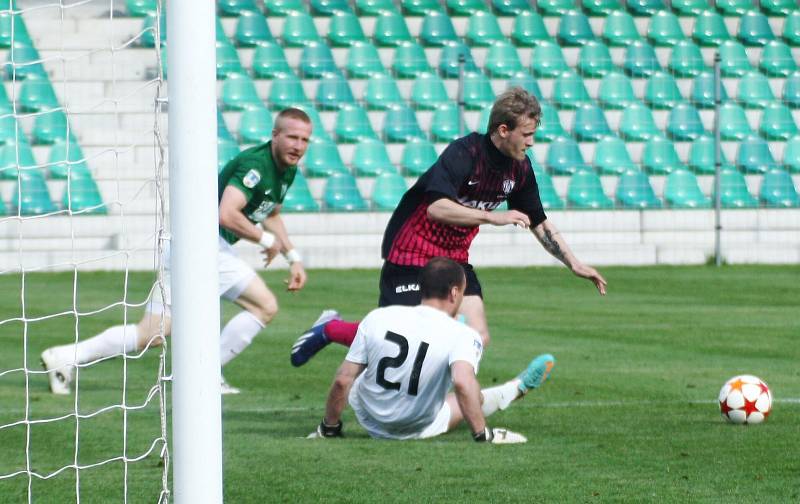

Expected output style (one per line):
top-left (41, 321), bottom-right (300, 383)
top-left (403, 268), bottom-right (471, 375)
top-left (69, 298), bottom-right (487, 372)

top-left (41, 345), bottom-right (76, 395)
top-left (220, 375), bottom-right (241, 395)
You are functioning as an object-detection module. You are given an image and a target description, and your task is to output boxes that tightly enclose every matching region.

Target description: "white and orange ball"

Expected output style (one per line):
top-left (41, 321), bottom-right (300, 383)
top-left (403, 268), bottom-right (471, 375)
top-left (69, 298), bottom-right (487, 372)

top-left (718, 375), bottom-right (772, 424)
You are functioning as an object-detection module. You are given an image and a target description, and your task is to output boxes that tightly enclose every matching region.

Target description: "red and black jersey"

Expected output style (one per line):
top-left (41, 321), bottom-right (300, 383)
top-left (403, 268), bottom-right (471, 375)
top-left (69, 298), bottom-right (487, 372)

top-left (382, 133), bottom-right (547, 267)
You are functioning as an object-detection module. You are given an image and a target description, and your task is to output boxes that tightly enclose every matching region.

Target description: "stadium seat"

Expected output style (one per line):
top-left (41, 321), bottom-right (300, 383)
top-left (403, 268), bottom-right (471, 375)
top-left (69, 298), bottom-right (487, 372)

top-left (619, 100), bottom-right (660, 140)
top-left (62, 171), bottom-right (105, 214)
top-left (668, 40), bottom-right (706, 77)
top-left (783, 71), bottom-right (800, 108)
top-left (215, 16), bottom-right (228, 44)
top-left (218, 0), bottom-right (259, 16)
top-left (538, 0), bottom-right (575, 16)
top-left (48, 136), bottom-right (93, 179)
top-left (355, 0), bottom-right (397, 16)
top-left (346, 41), bottom-right (384, 78)
top-left (492, 0), bottom-right (530, 16)
top-left (531, 41), bottom-right (570, 78)
top-left (578, 41), bottom-right (614, 78)
top-left (462, 72), bottom-right (495, 110)
top-left (526, 149), bottom-right (546, 175)
top-left (598, 71), bottom-right (637, 109)
top-left (573, 102), bottom-right (612, 141)
top-left (507, 71), bottom-right (542, 99)
top-left (4, 42), bottom-right (47, 80)
top-left (689, 134), bottom-right (734, 174)
top-left (557, 10), bottom-right (594, 47)
top-left (238, 106), bottom-right (273, 144)
top-left (692, 9), bottom-right (730, 47)
top-left (715, 0), bottom-right (750, 16)
top-left (0, 113), bottom-right (20, 145)
top-left (217, 109), bottom-right (235, 142)
top-left (217, 41), bottom-right (244, 79)
top-left (32, 109), bottom-right (69, 145)
top-left (666, 102), bottom-right (705, 141)
top-left (430, 103), bottom-right (463, 142)
top-left (547, 136), bottom-right (590, 175)
top-left (0, 138), bottom-right (35, 180)
top-left (447, 0), bottom-right (488, 16)
top-left (738, 71), bottom-right (775, 109)
top-left (218, 138), bottom-right (240, 173)
top-left (594, 135), bottom-right (636, 174)
top-left (484, 41), bottom-right (524, 78)
top-left (761, 0), bottom-right (795, 17)
top-left (335, 103), bottom-right (378, 143)
top-left (512, 10), bottom-right (549, 47)
top-left (328, 10), bottom-right (367, 47)
top-left (234, 10), bottom-right (273, 47)
top-left (10, 168), bottom-right (56, 215)
top-left (567, 170), bottom-right (614, 208)
top-left (759, 40), bottom-right (798, 77)
top-left (718, 40), bottom-right (753, 77)
top-left (759, 102), bottom-right (799, 140)
top-left (297, 103), bottom-right (333, 141)
top-left (719, 102), bottom-right (753, 140)
top-left (738, 10), bottom-right (775, 46)
top-left (583, 0), bottom-right (621, 16)
top-left (0, 11), bottom-right (32, 48)
top-left (438, 41), bottom-right (480, 77)
top-left (299, 41), bottom-right (338, 78)
top-left (282, 170), bottom-right (319, 212)
top-left (125, 0), bottom-right (158, 17)
top-left (783, 10), bottom-right (800, 47)
top-left (251, 41), bottom-right (292, 78)
top-left (18, 74), bottom-right (59, 112)
top-left (221, 72), bottom-right (262, 111)
top-left (738, 134), bottom-right (779, 173)
top-left (603, 10), bottom-right (641, 46)
top-left (364, 72), bottom-right (404, 110)
top-left (324, 172), bottom-right (369, 211)
top-left (311, 0), bottom-right (352, 16)
top-left (466, 11), bottom-right (504, 47)
top-left (374, 10), bottom-right (413, 47)
top-left (267, 72), bottom-right (309, 110)
top-left (643, 71), bottom-right (683, 109)
top-left (623, 40), bottom-right (661, 77)
top-left (647, 10), bottom-right (683, 47)
top-left (535, 101), bottom-right (568, 142)
top-left (716, 167), bottom-right (758, 207)
top-left (264, 0), bottom-right (304, 16)
top-left (533, 171), bottom-right (565, 209)
top-left (670, 0), bottom-right (708, 16)
top-left (627, 0), bottom-right (665, 16)
top-left (642, 135), bottom-right (684, 174)
top-left (785, 135), bottom-right (800, 173)
top-left (393, 41), bottom-right (431, 78)
top-left (552, 70), bottom-right (591, 109)
top-left (615, 169), bottom-right (662, 208)
top-left (402, 0), bottom-right (443, 15)
top-left (402, 137), bottom-right (438, 175)
top-left (316, 71), bottom-right (355, 110)
top-left (383, 104), bottom-right (425, 142)
top-left (304, 138), bottom-right (349, 177)
top-left (372, 171), bottom-right (407, 210)
top-left (759, 168), bottom-right (799, 206)
top-left (281, 10), bottom-right (321, 47)
top-left (140, 11), bottom-right (165, 48)
top-left (664, 169), bottom-right (710, 207)
top-left (353, 137), bottom-right (396, 176)
top-left (691, 71), bottom-right (729, 109)
top-left (420, 11), bottom-right (459, 47)
top-left (411, 72), bottom-right (449, 110)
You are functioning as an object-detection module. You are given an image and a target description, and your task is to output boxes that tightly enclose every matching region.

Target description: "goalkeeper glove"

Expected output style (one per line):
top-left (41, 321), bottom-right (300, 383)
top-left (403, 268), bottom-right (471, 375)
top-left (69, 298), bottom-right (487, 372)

top-left (307, 419), bottom-right (343, 439)
top-left (473, 427), bottom-right (527, 444)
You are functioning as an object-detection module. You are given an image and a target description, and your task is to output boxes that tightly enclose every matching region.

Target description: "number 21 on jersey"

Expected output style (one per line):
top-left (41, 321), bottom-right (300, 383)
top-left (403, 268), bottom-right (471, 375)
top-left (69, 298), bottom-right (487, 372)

top-left (376, 331), bottom-right (429, 396)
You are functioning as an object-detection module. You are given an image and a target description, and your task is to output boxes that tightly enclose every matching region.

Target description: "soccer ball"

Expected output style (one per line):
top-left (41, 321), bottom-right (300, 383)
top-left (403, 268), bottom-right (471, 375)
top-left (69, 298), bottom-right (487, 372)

top-left (718, 375), bottom-right (772, 424)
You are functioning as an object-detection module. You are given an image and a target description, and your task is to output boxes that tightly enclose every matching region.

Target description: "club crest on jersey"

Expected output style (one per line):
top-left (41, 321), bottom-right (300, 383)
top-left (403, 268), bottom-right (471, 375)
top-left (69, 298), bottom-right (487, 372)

top-left (242, 169), bottom-right (261, 189)
top-left (502, 179), bottom-right (515, 194)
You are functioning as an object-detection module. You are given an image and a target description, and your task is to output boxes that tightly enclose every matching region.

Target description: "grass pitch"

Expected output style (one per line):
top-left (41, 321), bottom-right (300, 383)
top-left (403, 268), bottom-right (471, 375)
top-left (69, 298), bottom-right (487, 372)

top-left (0, 265), bottom-right (798, 503)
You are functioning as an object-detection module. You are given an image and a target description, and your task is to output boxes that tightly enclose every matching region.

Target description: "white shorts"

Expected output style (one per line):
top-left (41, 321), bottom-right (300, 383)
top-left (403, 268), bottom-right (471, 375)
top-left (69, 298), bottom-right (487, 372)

top-left (148, 236), bottom-right (257, 316)
top-left (349, 389), bottom-right (452, 440)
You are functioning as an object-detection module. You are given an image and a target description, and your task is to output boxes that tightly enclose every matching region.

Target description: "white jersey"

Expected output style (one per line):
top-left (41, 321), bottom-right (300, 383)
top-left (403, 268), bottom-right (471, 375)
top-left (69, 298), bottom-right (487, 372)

top-left (346, 305), bottom-right (483, 439)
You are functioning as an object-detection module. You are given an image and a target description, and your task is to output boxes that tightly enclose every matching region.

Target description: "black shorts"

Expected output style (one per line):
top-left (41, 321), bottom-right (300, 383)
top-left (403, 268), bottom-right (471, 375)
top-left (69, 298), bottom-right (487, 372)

top-left (377, 261), bottom-right (483, 307)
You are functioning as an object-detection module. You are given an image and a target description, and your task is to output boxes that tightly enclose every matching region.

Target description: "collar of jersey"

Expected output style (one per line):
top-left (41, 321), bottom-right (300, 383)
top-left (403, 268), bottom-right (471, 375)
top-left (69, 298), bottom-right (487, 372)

top-left (482, 134), bottom-right (513, 172)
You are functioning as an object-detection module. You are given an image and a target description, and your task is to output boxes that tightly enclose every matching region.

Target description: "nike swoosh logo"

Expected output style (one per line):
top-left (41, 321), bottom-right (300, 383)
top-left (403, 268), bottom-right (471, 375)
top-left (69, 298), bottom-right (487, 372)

top-left (264, 189), bottom-right (271, 195)
top-left (467, 180), bottom-right (479, 186)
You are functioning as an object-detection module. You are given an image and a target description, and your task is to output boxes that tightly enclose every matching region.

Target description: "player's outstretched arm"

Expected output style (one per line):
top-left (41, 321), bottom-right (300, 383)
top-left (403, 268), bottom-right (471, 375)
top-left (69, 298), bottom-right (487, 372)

top-left (220, 185), bottom-right (283, 259)
top-left (309, 360), bottom-right (365, 438)
top-left (428, 198), bottom-right (531, 228)
top-left (531, 219), bottom-right (607, 295)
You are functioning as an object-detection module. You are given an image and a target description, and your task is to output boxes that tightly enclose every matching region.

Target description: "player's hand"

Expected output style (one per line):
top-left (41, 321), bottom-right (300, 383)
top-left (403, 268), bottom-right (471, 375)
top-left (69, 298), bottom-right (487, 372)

top-left (474, 427), bottom-right (527, 444)
top-left (285, 262), bottom-right (307, 292)
top-left (260, 239), bottom-right (283, 267)
top-left (307, 419), bottom-right (343, 438)
top-left (571, 262), bottom-right (607, 295)
top-left (487, 210), bottom-right (531, 229)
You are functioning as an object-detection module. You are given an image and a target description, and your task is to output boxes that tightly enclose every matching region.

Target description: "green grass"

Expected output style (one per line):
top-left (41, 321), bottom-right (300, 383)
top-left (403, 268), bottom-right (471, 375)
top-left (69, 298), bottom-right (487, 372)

top-left (0, 266), bottom-right (798, 503)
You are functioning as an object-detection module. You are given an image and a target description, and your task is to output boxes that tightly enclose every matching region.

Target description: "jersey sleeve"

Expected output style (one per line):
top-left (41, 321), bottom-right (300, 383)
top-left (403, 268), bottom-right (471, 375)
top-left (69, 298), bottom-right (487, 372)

top-left (423, 141), bottom-right (473, 203)
top-left (224, 161), bottom-right (262, 203)
top-left (448, 327), bottom-right (483, 375)
top-left (344, 313), bottom-right (371, 365)
top-left (507, 164), bottom-right (547, 228)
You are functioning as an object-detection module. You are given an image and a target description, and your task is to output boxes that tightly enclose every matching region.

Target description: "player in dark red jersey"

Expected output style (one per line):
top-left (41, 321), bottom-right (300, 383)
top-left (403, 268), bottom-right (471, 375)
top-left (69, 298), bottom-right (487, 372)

top-left (291, 87), bottom-right (607, 367)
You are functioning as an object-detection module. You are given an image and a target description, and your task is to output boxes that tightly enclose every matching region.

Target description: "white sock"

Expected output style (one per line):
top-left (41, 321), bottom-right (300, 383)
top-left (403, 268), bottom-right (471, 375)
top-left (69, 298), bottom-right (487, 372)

top-left (74, 324), bottom-right (139, 364)
top-left (481, 380), bottom-right (521, 417)
top-left (220, 311), bottom-right (265, 366)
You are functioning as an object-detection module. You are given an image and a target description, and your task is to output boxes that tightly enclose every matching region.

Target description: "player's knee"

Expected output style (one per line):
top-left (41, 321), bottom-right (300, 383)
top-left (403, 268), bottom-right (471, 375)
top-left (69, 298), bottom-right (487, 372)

top-left (254, 297), bottom-right (278, 325)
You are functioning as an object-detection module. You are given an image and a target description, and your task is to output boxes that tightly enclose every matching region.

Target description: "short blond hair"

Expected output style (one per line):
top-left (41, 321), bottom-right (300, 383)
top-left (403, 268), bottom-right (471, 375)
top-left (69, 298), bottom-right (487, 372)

top-left (486, 87), bottom-right (541, 135)
top-left (274, 107), bottom-right (311, 130)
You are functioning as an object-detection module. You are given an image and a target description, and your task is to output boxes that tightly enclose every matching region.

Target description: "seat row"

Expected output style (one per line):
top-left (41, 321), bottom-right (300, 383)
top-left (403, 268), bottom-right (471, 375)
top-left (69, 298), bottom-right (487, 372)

top-left (0, 168), bottom-right (105, 216)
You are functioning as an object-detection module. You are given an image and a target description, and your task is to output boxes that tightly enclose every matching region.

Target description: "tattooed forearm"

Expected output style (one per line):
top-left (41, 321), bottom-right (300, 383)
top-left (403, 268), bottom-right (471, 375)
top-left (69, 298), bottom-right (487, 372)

top-left (541, 229), bottom-right (570, 266)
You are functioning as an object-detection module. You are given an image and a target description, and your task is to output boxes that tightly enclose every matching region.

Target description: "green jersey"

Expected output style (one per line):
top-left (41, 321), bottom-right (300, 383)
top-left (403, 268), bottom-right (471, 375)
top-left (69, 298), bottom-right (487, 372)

top-left (218, 141), bottom-right (297, 244)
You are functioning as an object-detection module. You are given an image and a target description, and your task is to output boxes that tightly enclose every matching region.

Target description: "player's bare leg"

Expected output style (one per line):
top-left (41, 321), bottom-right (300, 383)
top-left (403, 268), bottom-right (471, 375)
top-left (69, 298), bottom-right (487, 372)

top-left (457, 295), bottom-right (490, 348)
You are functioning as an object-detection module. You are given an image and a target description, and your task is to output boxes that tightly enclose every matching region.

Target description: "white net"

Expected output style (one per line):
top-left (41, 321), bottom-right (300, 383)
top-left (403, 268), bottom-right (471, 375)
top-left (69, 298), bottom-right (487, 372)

top-left (0, 0), bottom-right (168, 501)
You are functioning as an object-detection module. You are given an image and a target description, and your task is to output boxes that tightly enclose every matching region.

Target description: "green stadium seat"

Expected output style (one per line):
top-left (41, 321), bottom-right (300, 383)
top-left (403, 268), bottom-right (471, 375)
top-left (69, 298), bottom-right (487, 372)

top-left (217, 41), bottom-right (244, 79)
top-left (759, 102), bottom-right (799, 140)
top-left (268, 72), bottom-right (310, 110)
top-left (784, 71), bottom-right (800, 108)
top-left (583, 0), bottom-right (621, 16)
top-left (578, 41), bottom-right (614, 77)
top-left (140, 11), bottom-right (165, 48)
top-left (393, 41), bottom-right (431, 78)
top-left (738, 71), bottom-right (775, 109)
top-left (619, 101), bottom-right (660, 140)
top-left (304, 138), bottom-right (349, 177)
top-left (383, 104), bottom-right (425, 142)
top-left (364, 72), bottom-right (404, 110)
top-left (642, 135), bottom-right (684, 174)
top-left (126, 0), bottom-right (158, 17)
top-left (316, 71), bottom-right (355, 110)
top-left (538, 0), bottom-right (575, 16)
top-left (526, 149), bottom-right (546, 175)
top-left (294, 104), bottom-right (330, 140)
top-left (374, 10), bottom-right (413, 47)
top-left (462, 71), bottom-right (495, 110)
top-left (0, 113), bottom-right (20, 145)
top-left (18, 74), bottom-right (59, 112)
top-left (512, 10), bottom-right (549, 47)
top-left (215, 16), bottom-right (229, 44)
top-left (668, 40), bottom-right (706, 77)
top-left (692, 9), bottom-right (729, 47)
top-left (598, 71), bottom-right (636, 109)
top-left (402, 0), bottom-right (443, 15)
top-left (420, 11), bottom-right (459, 47)
top-left (647, 10), bottom-right (683, 47)
top-left (761, 0), bottom-right (795, 17)
top-left (715, 0), bottom-right (750, 17)
top-left (264, 0), bottom-right (303, 16)
top-left (0, 82), bottom-right (10, 112)
top-left (10, 169), bottom-right (56, 215)
top-left (4, 42), bottom-right (47, 80)
top-left (535, 101), bottom-right (568, 142)
top-left (594, 135), bottom-right (636, 174)
top-left (718, 40), bottom-right (753, 77)
top-left (623, 40), bottom-right (661, 77)
top-left (356, 0), bottom-right (397, 15)
top-left (557, 10), bottom-right (594, 47)
top-left (759, 40), bottom-right (798, 77)
top-left (567, 170), bottom-right (614, 208)
top-left (328, 10), bottom-right (367, 47)
top-left (402, 137), bottom-right (438, 175)
top-left (411, 72), bottom-right (449, 110)
top-left (783, 10), bottom-right (800, 47)
top-left (466, 11), bottom-right (504, 47)
top-left (235, 10), bottom-right (273, 47)
top-left (759, 168), bottom-right (799, 206)
top-left (62, 171), bottom-right (105, 214)
top-left (281, 10), bottom-right (321, 47)
top-left (299, 41), bottom-right (338, 78)
top-left (251, 41), bottom-right (292, 78)
top-left (691, 71), bottom-right (729, 109)
top-left (0, 138), bottom-right (36, 180)
top-left (493, 0), bottom-right (530, 16)
top-left (667, 102), bottom-right (706, 141)
top-left (689, 134), bottom-right (734, 174)
top-left (310, 0), bottom-right (352, 16)
top-left (616, 169), bottom-right (662, 208)
top-left (372, 171), bottom-right (407, 210)
top-left (218, 138), bottom-right (240, 173)
top-left (783, 135), bottom-right (800, 172)
top-left (627, 0), bottom-right (665, 16)
top-left (484, 40), bottom-right (524, 78)
top-left (664, 169), bottom-right (710, 207)
top-left (737, 134), bottom-right (779, 173)
top-left (573, 103), bottom-right (612, 141)
top-left (282, 170), bottom-right (319, 212)
top-left (238, 106), bottom-right (274, 144)
top-left (738, 10), bottom-right (775, 47)
top-left (346, 41), bottom-right (384, 78)
top-left (0, 11), bottom-right (32, 48)
top-left (547, 136), bottom-right (590, 175)
top-left (552, 70), bottom-right (591, 109)
top-left (431, 103), bottom-right (463, 141)
top-left (324, 172), bottom-right (369, 211)
top-left (715, 167), bottom-right (758, 207)
top-left (719, 101), bottom-right (753, 140)
top-left (507, 72), bottom-right (542, 99)
top-left (218, 0), bottom-right (259, 16)
top-left (531, 41), bottom-right (570, 78)
top-left (603, 10), bottom-right (641, 46)
top-left (48, 136), bottom-right (92, 179)
top-left (335, 103), bottom-right (378, 143)
top-left (353, 137), bottom-right (396, 176)
top-left (447, 0), bottom-right (488, 16)
top-left (644, 71), bottom-right (683, 109)
top-left (32, 109), bottom-right (69, 145)
top-left (670, 0), bottom-right (708, 16)
top-left (218, 109), bottom-right (235, 141)
top-left (533, 171), bottom-right (565, 209)
top-left (221, 72), bottom-right (262, 111)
